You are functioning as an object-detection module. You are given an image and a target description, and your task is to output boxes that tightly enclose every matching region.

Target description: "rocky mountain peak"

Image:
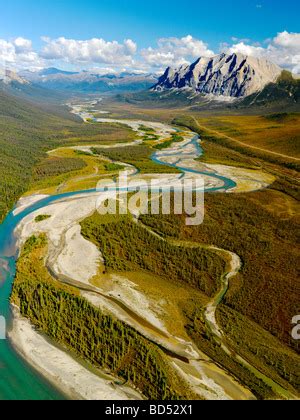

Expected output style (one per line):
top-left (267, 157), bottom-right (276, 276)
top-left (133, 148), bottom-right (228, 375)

top-left (153, 53), bottom-right (282, 98)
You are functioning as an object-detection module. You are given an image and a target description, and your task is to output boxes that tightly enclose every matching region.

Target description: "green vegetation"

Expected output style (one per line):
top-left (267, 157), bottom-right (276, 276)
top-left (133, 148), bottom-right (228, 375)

top-left (81, 213), bottom-right (226, 297)
top-left (22, 235), bottom-right (48, 256)
top-left (139, 187), bottom-right (300, 397)
top-left (138, 125), bottom-right (160, 142)
top-left (11, 235), bottom-right (194, 400)
top-left (139, 125), bottom-right (155, 132)
top-left (140, 191), bottom-right (300, 355)
top-left (0, 91), bottom-right (136, 223)
top-left (143, 134), bottom-right (160, 142)
top-left (32, 156), bottom-right (87, 182)
top-left (154, 133), bottom-right (184, 150)
top-left (74, 150), bottom-right (93, 156)
top-left (115, 89), bottom-right (196, 109)
top-left (28, 148), bottom-right (120, 194)
top-left (182, 298), bottom-right (277, 400)
top-left (92, 145), bottom-right (180, 174)
top-left (4, 93), bottom-right (300, 399)
top-left (264, 112), bottom-right (293, 123)
top-left (239, 71), bottom-right (300, 110)
top-left (104, 162), bottom-right (125, 172)
top-left (61, 121), bottom-right (137, 146)
top-left (199, 140), bottom-right (259, 169)
top-left (142, 191), bottom-right (300, 349)
top-left (173, 114), bottom-right (300, 201)
top-left (35, 215), bottom-right (51, 223)
top-left (217, 305), bottom-right (300, 393)
top-left (80, 206), bottom-right (300, 398)
top-left (114, 69), bottom-right (300, 112)
top-left (173, 114), bottom-right (300, 171)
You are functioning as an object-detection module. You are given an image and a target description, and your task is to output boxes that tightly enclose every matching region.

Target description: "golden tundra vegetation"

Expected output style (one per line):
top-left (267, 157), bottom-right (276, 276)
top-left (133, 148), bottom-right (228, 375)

top-left (80, 211), bottom-right (300, 399)
top-left (84, 104), bottom-right (300, 397)
top-left (9, 93), bottom-right (300, 400)
top-left (12, 235), bottom-right (196, 400)
top-left (140, 192), bottom-right (299, 391)
top-left (92, 144), bottom-right (180, 174)
top-left (193, 113), bottom-right (300, 159)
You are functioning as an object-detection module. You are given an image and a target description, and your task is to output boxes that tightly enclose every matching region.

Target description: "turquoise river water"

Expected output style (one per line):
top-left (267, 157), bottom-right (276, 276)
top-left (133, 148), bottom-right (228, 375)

top-left (0, 137), bottom-right (236, 400)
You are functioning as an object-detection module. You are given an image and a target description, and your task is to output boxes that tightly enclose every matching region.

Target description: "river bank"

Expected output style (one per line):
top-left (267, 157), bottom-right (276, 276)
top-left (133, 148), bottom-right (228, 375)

top-left (12, 186), bottom-right (258, 400)
top-left (9, 305), bottom-right (142, 401)
top-left (1, 100), bottom-right (279, 400)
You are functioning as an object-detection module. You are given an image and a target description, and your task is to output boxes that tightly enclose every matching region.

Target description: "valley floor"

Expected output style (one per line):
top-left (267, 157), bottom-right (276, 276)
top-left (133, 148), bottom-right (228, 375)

top-left (8, 99), bottom-right (300, 400)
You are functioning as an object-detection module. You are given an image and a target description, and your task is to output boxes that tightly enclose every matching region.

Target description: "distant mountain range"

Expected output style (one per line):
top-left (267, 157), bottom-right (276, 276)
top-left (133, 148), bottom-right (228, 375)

top-left (19, 68), bottom-right (158, 93)
top-left (153, 53), bottom-right (283, 98)
top-left (1, 69), bottom-right (30, 86)
top-left (1, 55), bottom-right (299, 112)
top-left (0, 67), bottom-right (158, 104)
top-left (0, 69), bottom-right (66, 103)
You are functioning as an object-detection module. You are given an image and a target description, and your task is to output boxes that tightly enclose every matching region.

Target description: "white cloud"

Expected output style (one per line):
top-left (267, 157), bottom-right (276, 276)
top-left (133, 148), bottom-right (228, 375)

top-left (227, 42), bottom-right (265, 57)
top-left (13, 37), bottom-right (32, 53)
top-left (273, 31), bottom-right (300, 50)
top-left (141, 35), bottom-right (215, 69)
top-left (141, 49), bottom-right (188, 68)
top-left (0, 32), bottom-right (299, 74)
top-left (0, 38), bottom-right (43, 70)
top-left (124, 39), bottom-right (137, 55)
top-left (0, 40), bottom-right (16, 64)
top-left (40, 37), bottom-right (137, 66)
top-left (224, 31), bottom-right (300, 74)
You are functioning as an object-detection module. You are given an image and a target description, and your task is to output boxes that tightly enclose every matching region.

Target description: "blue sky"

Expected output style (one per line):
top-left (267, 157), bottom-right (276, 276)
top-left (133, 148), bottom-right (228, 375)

top-left (0, 0), bottom-right (299, 73)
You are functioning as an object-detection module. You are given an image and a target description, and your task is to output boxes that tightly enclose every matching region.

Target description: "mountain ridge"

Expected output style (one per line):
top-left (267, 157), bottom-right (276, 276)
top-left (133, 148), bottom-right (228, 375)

top-left (113, 69), bottom-right (300, 114)
top-left (19, 68), bottom-right (158, 93)
top-left (153, 53), bottom-right (282, 98)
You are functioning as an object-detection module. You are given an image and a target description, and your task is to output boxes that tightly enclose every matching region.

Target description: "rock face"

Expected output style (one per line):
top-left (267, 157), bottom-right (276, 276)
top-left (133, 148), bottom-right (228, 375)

top-left (153, 53), bottom-right (282, 98)
top-left (0, 69), bottom-right (29, 85)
